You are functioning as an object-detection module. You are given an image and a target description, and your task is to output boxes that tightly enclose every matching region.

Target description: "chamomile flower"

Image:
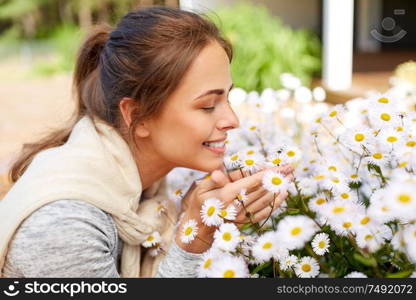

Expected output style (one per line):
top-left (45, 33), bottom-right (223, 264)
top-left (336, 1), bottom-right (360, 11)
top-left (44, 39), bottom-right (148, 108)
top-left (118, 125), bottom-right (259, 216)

top-left (142, 231), bottom-right (161, 248)
top-left (384, 182), bottom-right (416, 221)
top-left (224, 152), bottom-right (242, 170)
top-left (262, 170), bottom-right (289, 194)
top-left (294, 256), bottom-right (320, 278)
top-left (240, 153), bottom-right (264, 173)
top-left (282, 146), bottom-right (302, 164)
top-left (197, 248), bottom-right (221, 278)
top-left (308, 193), bottom-right (328, 213)
top-left (325, 104), bottom-right (346, 122)
top-left (298, 177), bottom-right (319, 196)
top-left (219, 204), bottom-right (237, 221)
top-left (279, 255), bottom-right (298, 271)
top-left (234, 188), bottom-right (248, 207)
top-left (200, 198), bottom-right (224, 226)
top-left (369, 108), bottom-right (399, 128)
top-left (276, 215), bottom-right (319, 250)
top-left (344, 271), bottom-right (368, 278)
top-left (180, 219), bottom-right (198, 244)
top-left (156, 200), bottom-right (167, 217)
top-left (342, 125), bottom-right (375, 153)
top-left (311, 233), bottom-right (330, 255)
top-left (320, 198), bottom-right (361, 223)
top-left (378, 127), bottom-right (403, 151)
top-left (365, 151), bottom-right (390, 167)
top-left (209, 254), bottom-right (249, 278)
top-left (213, 223), bottom-right (240, 252)
top-left (251, 231), bottom-right (279, 263)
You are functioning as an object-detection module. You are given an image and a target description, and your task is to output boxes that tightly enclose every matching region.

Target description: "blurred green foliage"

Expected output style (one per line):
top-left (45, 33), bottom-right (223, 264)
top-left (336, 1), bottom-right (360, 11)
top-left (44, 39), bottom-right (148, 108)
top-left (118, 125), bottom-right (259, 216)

top-left (208, 2), bottom-right (322, 91)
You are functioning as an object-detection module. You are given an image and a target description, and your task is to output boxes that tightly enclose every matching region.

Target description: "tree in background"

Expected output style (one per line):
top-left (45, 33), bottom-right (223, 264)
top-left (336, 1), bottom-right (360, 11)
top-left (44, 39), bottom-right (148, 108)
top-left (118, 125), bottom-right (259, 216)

top-left (0, 0), bottom-right (179, 39)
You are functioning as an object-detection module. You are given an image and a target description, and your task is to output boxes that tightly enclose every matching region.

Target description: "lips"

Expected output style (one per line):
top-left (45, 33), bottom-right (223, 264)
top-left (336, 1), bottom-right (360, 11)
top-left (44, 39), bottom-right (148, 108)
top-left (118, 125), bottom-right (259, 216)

top-left (202, 137), bottom-right (227, 154)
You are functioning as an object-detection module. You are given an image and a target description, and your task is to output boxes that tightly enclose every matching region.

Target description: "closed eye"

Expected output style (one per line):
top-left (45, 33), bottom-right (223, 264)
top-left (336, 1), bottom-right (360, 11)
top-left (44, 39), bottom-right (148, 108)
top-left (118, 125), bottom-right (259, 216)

top-left (202, 107), bottom-right (215, 111)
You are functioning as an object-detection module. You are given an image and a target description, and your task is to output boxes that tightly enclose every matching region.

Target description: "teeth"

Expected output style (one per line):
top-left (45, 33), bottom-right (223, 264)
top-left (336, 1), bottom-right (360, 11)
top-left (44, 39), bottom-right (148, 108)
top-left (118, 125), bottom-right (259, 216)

top-left (203, 141), bottom-right (225, 148)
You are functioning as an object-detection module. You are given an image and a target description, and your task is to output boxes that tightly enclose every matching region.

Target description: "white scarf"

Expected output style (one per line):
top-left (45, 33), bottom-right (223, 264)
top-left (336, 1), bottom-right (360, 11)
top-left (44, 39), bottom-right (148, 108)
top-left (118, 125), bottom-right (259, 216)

top-left (0, 115), bottom-right (178, 277)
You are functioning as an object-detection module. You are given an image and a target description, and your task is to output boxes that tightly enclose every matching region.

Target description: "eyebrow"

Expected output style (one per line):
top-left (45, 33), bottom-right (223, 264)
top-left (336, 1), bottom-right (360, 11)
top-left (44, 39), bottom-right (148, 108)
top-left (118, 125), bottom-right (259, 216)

top-left (193, 83), bottom-right (234, 101)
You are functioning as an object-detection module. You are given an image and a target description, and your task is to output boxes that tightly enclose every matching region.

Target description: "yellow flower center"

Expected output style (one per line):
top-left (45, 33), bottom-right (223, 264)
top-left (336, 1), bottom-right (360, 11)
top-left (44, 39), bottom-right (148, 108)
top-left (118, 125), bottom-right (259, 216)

top-left (318, 241), bottom-right (326, 248)
top-left (175, 189), bottom-right (182, 195)
top-left (360, 217), bottom-right (370, 225)
top-left (398, 194), bottom-right (411, 203)
top-left (314, 175), bottom-right (325, 180)
top-left (223, 270), bottom-right (235, 278)
top-left (316, 198), bottom-right (326, 205)
top-left (237, 194), bottom-right (243, 201)
top-left (287, 151), bottom-right (295, 157)
top-left (315, 117), bottom-right (322, 123)
top-left (355, 133), bottom-right (365, 142)
top-left (328, 166), bottom-right (337, 171)
top-left (147, 235), bottom-right (154, 242)
top-left (380, 113), bottom-right (391, 121)
top-left (398, 162), bottom-right (408, 168)
top-left (184, 227), bottom-right (193, 236)
top-left (332, 207), bottom-right (345, 214)
top-left (343, 222), bottom-right (352, 228)
top-left (272, 177), bottom-right (282, 186)
top-left (351, 174), bottom-right (358, 179)
top-left (272, 158), bottom-right (281, 165)
top-left (378, 97), bottom-right (389, 104)
top-left (203, 258), bottom-right (212, 269)
top-left (387, 136), bottom-right (398, 143)
top-left (396, 127), bottom-right (404, 132)
top-left (340, 193), bottom-right (349, 199)
top-left (365, 234), bottom-right (373, 241)
top-left (329, 111), bottom-right (337, 117)
top-left (222, 232), bottom-right (232, 241)
top-left (220, 210), bottom-right (228, 217)
top-left (373, 153), bottom-right (383, 159)
top-left (245, 159), bottom-right (254, 166)
top-left (230, 155), bottom-right (239, 161)
top-left (406, 141), bottom-right (416, 147)
top-left (262, 242), bottom-right (272, 250)
top-left (331, 178), bottom-right (340, 183)
top-left (207, 206), bottom-right (216, 217)
top-left (301, 264), bottom-right (312, 272)
top-left (247, 150), bottom-right (255, 155)
top-left (249, 126), bottom-right (257, 130)
top-left (291, 227), bottom-right (302, 236)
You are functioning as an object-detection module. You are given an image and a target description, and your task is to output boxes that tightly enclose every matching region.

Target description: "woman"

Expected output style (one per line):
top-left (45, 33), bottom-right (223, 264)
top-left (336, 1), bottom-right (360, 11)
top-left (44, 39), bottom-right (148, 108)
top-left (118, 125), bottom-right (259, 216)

top-left (0, 6), bottom-right (292, 277)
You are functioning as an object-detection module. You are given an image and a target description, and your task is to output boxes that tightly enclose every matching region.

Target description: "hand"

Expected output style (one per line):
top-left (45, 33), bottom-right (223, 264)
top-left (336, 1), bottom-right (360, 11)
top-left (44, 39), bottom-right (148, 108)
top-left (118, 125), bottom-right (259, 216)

top-left (175, 164), bottom-right (294, 253)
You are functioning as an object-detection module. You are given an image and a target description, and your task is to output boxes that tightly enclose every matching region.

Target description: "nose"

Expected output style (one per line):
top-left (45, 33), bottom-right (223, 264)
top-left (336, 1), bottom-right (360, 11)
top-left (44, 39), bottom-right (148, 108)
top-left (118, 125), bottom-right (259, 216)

top-left (217, 105), bottom-right (240, 131)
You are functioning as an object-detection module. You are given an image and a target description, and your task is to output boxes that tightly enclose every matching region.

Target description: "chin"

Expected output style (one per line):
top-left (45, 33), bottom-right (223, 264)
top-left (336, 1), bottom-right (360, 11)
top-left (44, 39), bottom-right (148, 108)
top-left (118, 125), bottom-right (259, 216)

top-left (192, 157), bottom-right (224, 173)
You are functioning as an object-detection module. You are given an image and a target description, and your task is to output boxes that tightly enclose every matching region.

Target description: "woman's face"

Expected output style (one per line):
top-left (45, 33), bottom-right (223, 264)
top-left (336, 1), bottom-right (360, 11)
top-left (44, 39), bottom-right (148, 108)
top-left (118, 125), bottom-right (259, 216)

top-left (144, 41), bottom-right (240, 172)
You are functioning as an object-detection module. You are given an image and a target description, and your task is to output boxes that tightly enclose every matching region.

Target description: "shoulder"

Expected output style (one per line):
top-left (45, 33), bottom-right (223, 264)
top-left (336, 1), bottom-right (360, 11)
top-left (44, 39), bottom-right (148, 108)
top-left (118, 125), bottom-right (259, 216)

top-left (6, 199), bottom-right (120, 277)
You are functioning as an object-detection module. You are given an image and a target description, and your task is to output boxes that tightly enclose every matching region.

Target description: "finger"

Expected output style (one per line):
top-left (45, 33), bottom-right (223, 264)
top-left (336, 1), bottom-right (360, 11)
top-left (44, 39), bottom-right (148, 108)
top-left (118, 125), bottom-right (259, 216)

top-left (196, 169), bottom-right (230, 192)
top-left (251, 191), bottom-right (288, 223)
top-left (237, 186), bottom-right (268, 208)
top-left (221, 167), bottom-right (277, 201)
top-left (277, 164), bottom-right (294, 176)
top-left (244, 190), bottom-right (275, 214)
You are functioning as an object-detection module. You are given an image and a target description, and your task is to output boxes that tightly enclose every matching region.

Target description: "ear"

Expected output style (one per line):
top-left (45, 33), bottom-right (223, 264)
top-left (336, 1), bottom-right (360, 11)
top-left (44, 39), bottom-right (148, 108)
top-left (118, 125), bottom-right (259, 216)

top-left (119, 97), bottom-right (150, 138)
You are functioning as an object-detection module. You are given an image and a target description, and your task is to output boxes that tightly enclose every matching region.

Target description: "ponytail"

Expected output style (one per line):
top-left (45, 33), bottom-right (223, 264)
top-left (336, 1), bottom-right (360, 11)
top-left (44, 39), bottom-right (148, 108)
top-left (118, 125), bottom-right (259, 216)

top-left (9, 24), bottom-right (111, 183)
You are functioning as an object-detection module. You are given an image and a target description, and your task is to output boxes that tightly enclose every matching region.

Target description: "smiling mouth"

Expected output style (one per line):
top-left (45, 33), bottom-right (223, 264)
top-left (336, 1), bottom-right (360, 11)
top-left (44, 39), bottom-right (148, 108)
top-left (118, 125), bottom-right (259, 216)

top-left (202, 141), bottom-right (226, 154)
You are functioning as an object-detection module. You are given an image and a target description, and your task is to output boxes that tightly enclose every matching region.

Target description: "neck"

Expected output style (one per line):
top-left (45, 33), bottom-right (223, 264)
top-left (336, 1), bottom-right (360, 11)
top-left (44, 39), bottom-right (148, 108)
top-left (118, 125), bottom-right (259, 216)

top-left (132, 145), bottom-right (174, 191)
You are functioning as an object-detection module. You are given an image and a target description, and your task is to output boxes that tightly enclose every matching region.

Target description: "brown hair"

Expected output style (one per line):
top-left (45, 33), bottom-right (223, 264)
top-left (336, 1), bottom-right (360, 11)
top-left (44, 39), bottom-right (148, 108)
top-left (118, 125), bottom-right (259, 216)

top-left (9, 6), bottom-right (233, 183)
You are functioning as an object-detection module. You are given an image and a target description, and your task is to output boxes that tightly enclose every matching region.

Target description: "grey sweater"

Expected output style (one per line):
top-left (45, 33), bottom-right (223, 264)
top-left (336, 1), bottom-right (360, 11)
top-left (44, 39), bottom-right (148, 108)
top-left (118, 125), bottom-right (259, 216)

top-left (3, 200), bottom-right (203, 278)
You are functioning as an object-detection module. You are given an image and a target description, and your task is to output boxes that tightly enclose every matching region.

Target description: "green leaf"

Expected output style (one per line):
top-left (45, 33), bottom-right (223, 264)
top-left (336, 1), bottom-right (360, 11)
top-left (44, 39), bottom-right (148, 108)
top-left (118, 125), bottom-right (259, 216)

top-left (353, 253), bottom-right (378, 267)
top-left (386, 270), bottom-right (415, 278)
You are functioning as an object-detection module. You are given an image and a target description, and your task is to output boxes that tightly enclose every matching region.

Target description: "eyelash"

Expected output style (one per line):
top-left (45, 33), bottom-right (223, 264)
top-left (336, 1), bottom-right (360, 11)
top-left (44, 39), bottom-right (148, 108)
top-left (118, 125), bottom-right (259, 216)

top-left (201, 97), bottom-right (231, 112)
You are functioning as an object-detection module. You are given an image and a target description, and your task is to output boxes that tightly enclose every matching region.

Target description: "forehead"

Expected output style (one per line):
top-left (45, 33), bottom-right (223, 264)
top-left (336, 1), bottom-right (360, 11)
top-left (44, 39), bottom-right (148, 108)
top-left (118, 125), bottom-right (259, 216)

top-left (170, 41), bottom-right (232, 101)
